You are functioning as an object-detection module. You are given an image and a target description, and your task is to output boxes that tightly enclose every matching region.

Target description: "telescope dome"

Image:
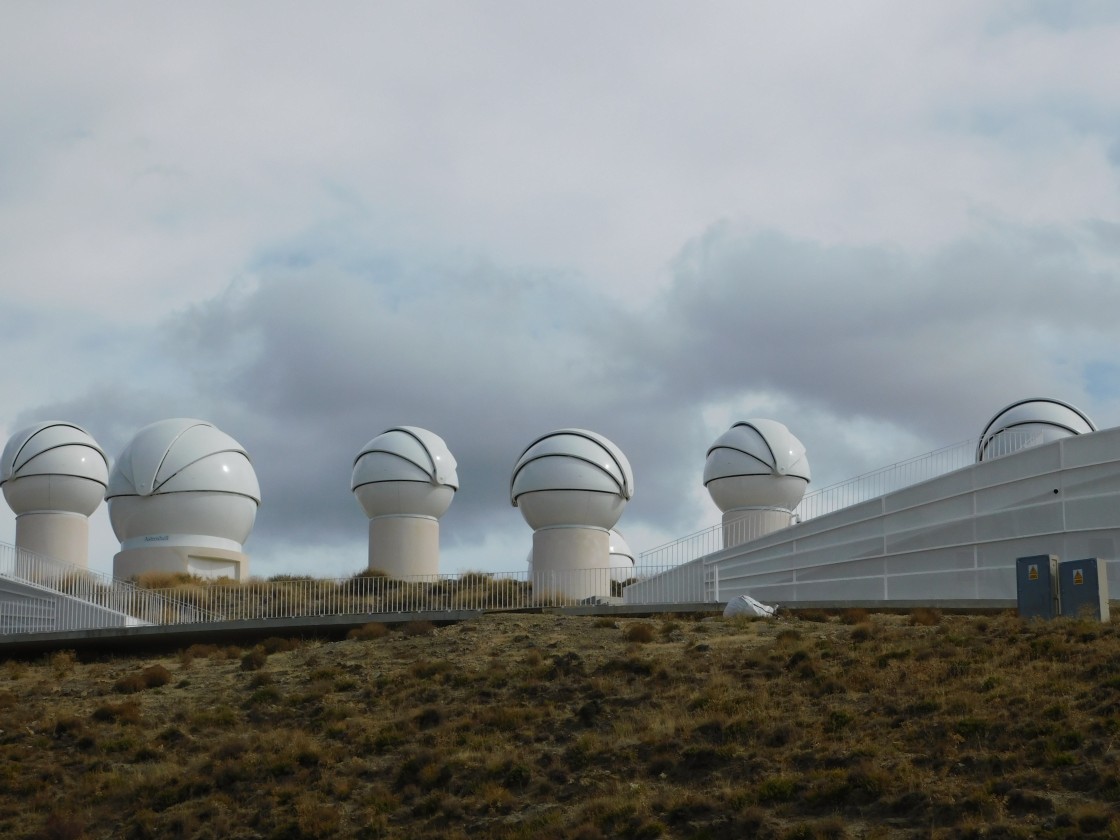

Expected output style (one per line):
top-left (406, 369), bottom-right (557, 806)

top-left (977, 398), bottom-right (1096, 462)
top-left (106, 419), bottom-right (260, 547)
top-left (608, 528), bottom-right (636, 581)
top-left (1, 422), bottom-right (109, 516)
top-left (704, 420), bottom-right (810, 513)
top-left (352, 427), bottom-right (458, 519)
top-left (511, 429), bottom-right (633, 530)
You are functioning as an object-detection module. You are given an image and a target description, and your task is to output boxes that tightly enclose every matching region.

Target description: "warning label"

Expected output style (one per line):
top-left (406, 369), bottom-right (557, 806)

top-left (1028, 565), bottom-right (1039, 581)
top-left (1074, 570), bottom-right (1084, 585)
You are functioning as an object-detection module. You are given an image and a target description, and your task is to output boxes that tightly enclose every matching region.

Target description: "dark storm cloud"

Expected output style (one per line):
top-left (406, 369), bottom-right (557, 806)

top-left (156, 254), bottom-right (711, 563)
top-left (623, 224), bottom-right (1120, 440)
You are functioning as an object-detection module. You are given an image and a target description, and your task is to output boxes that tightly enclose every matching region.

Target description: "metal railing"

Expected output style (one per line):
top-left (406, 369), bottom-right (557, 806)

top-left (638, 433), bottom-right (1049, 568)
top-left (2, 557), bottom-right (712, 636)
top-left (794, 438), bottom-right (976, 521)
top-left (0, 541), bottom-right (219, 633)
top-left (134, 564), bottom-right (712, 624)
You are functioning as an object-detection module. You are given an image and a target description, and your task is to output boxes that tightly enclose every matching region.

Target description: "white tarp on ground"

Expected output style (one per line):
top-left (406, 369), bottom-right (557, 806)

top-left (723, 594), bottom-right (778, 618)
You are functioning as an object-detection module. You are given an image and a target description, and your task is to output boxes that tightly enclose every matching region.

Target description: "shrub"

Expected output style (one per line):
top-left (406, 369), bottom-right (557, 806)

top-left (112, 673), bottom-right (147, 694)
top-left (134, 571), bottom-right (200, 589)
top-left (52, 715), bottom-right (85, 739)
top-left (182, 643), bottom-right (223, 662)
top-left (796, 609), bottom-right (831, 623)
top-left (839, 608), bottom-right (870, 625)
top-left (241, 649), bottom-right (269, 671)
top-left (91, 700), bottom-right (142, 725)
top-left (49, 649), bottom-right (78, 677)
top-left (348, 622), bottom-right (389, 641)
top-left (776, 628), bottom-right (803, 645)
top-left (756, 775), bottom-right (799, 803)
top-left (850, 624), bottom-right (873, 643)
top-left (113, 665), bottom-right (172, 693)
top-left (910, 608), bottom-right (942, 626)
top-left (41, 813), bottom-right (86, 840)
top-left (261, 636), bottom-right (301, 653)
top-left (402, 621), bottom-right (436, 637)
top-left (1074, 805), bottom-right (1115, 832)
top-left (624, 623), bottom-right (656, 644)
top-left (141, 665), bottom-right (172, 687)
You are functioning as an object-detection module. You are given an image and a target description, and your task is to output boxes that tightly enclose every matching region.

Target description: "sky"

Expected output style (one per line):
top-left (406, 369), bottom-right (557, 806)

top-left (2, 1), bottom-right (1120, 579)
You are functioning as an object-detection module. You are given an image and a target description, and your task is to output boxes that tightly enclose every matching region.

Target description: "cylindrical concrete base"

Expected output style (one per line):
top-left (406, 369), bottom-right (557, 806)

top-left (368, 515), bottom-right (440, 579)
top-left (16, 512), bottom-right (90, 569)
top-left (722, 508), bottom-right (795, 549)
top-left (113, 545), bottom-right (249, 582)
top-left (530, 526), bottom-right (612, 601)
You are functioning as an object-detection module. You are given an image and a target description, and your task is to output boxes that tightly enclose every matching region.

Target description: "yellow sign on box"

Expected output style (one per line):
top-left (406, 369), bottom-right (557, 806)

top-left (1074, 570), bottom-right (1084, 585)
top-left (1029, 565), bottom-right (1038, 581)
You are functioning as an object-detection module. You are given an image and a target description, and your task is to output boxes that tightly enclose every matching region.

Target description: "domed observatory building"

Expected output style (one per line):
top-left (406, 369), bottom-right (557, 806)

top-left (351, 427), bottom-right (458, 579)
top-left (1, 422), bottom-right (109, 569)
top-left (107, 419), bottom-right (260, 581)
top-left (704, 420), bottom-right (811, 548)
top-left (608, 528), bottom-right (636, 582)
top-left (977, 398), bottom-right (1096, 462)
top-left (511, 429), bottom-right (633, 600)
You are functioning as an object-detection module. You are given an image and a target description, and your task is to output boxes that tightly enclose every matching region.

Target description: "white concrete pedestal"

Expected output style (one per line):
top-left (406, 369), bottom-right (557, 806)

top-left (368, 515), bottom-right (440, 579)
top-left (530, 525), bottom-right (611, 601)
top-left (722, 508), bottom-right (795, 549)
top-left (16, 511), bottom-right (90, 569)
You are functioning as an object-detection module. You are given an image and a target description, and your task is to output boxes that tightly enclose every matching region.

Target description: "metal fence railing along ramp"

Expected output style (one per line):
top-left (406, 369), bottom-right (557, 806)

top-left (135, 564), bottom-right (711, 624)
top-left (638, 437), bottom-right (988, 568)
top-left (1, 552), bottom-right (712, 637)
top-left (0, 542), bottom-right (217, 634)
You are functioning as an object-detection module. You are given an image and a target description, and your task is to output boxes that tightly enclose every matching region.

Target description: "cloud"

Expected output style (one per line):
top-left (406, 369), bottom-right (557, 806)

top-left (4, 3), bottom-right (1120, 577)
top-left (630, 222), bottom-right (1120, 436)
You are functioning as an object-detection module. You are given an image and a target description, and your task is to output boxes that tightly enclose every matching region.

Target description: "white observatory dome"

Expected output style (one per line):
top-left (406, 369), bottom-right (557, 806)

top-left (608, 528), bottom-right (636, 581)
top-left (977, 398), bottom-right (1096, 462)
top-left (2, 422), bottom-right (109, 516)
top-left (704, 420), bottom-right (811, 513)
top-left (609, 528), bottom-right (634, 566)
top-left (106, 418), bottom-right (260, 547)
top-left (511, 429), bottom-right (634, 530)
top-left (351, 426), bottom-right (458, 519)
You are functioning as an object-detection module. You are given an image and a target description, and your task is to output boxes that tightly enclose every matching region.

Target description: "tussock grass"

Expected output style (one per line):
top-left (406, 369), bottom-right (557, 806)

top-left (3, 609), bottom-right (1119, 838)
top-left (113, 664), bottom-right (172, 693)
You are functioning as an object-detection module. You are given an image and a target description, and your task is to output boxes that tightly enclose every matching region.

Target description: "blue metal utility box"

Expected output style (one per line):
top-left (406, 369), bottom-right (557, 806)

top-left (1058, 557), bottom-right (1110, 622)
top-left (1016, 555), bottom-right (1059, 619)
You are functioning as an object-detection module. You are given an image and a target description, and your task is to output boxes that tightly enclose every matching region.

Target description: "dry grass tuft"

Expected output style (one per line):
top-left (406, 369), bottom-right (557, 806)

top-left (909, 607), bottom-right (942, 626)
top-left (402, 620), bottom-right (436, 637)
top-left (839, 607), bottom-right (870, 625)
top-left (347, 622), bottom-right (389, 641)
top-left (91, 699), bottom-right (142, 724)
top-left (133, 571), bottom-right (203, 589)
top-left (240, 648), bottom-right (269, 671)
top-left (113, 664), bottom-right (172, 693)
top-left (623, 622), bottom-right (656, 644)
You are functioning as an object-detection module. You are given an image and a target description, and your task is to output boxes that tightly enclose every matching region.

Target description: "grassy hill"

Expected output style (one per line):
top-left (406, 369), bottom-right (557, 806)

top-left (2, 608), bottom-right (1119, 839)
